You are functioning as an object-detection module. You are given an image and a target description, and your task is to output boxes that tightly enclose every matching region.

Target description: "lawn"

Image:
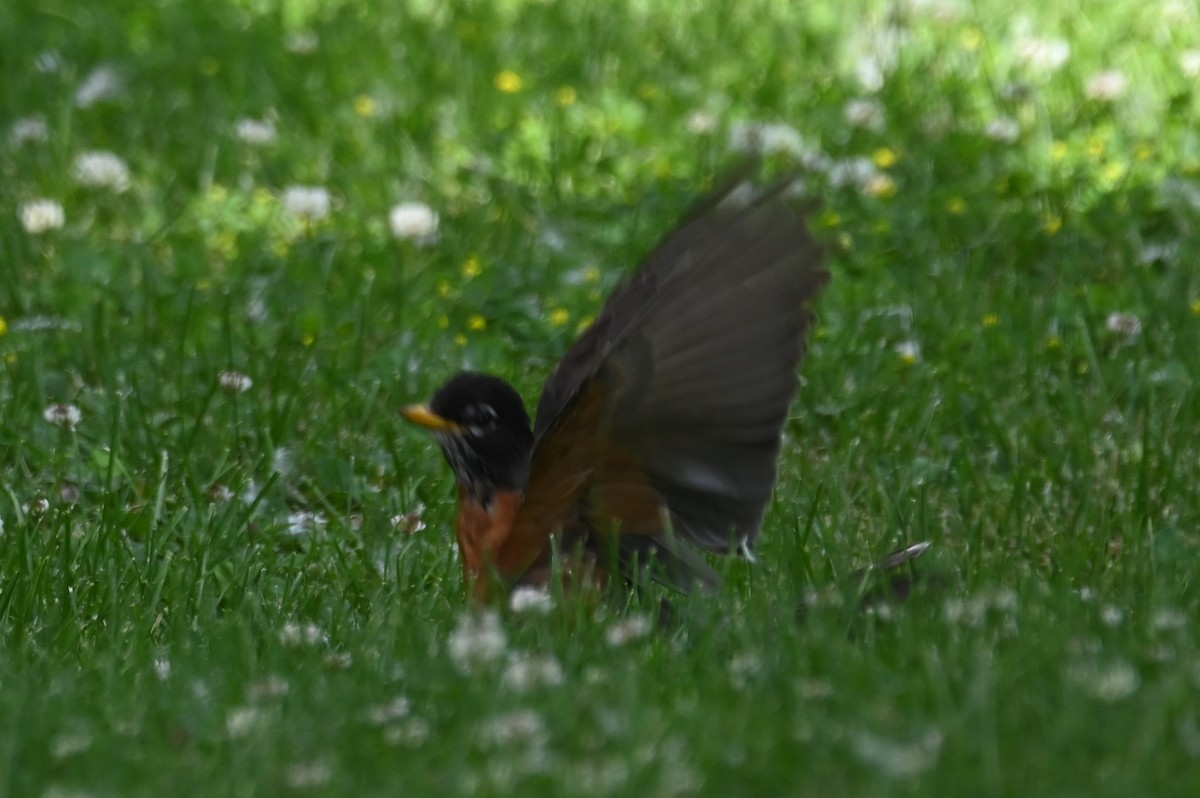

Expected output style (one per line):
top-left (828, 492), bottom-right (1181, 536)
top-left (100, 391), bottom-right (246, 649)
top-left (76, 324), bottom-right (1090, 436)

top-left (2, 0), bottom-right (1199, 795)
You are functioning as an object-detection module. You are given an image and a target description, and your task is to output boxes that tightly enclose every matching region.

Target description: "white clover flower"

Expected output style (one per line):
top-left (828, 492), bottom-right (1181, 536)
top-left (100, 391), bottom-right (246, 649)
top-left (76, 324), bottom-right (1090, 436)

top-left (388, 202), bottom-right (439, 242)
top-left (235, 117), bottom-right (277, 145)
top-left (72, 151), bottom-right (131, 192)
top-left (605, 614), bottom-right (652, 647)
top-left (43, 403), bottom-right (82, 429)
top-left (984, 117), bottom-right (1020, 143)
top-left (20, 200), bottom-right (65, 234)
top-left (1015, 37), bottom-right (1070, 73)
top-left (279, 621), bottom-right (327, 647)
top-left (844, 98), bottom-right (885, 131)
top-left (508, 586), bottom-right (554, 615)
top-left (1086, 70), bottom-right (1128, 102)
top-left (74, 65), bottom-right (123, 108)
top-left (285, 761), bottom-right (332, 789)
top-left (225, 706), bottom-right (266, 738)
top-left (502, 654), bottom-right (564, 693)
top-left (1105, 312), bottom-right (1141, 339)
top-left (1180, 50), bottom-right (1200, 79)
top-left (478, 709), bottom-right (546, 747)
top-left (283, 185), bottom-right (331, 221)
top-left (1069, 659), bottom-right (1139, 702)
top-left (285, 511), bottom-right (327, 537)
top-left (685, 109), bottom-right (717, 135)
top-left (447, 610), bottom-right (507, 673)
top-left (851, 729), bottom-right (943, 777)
top-left (1100, 605), bottom-right (1124, 627)
top-left (365, 696), bottom-right (412, 726)
top-left (218, 370), bottom-right (253, 393)
top-left (9, 116), bottom-right (49, 146)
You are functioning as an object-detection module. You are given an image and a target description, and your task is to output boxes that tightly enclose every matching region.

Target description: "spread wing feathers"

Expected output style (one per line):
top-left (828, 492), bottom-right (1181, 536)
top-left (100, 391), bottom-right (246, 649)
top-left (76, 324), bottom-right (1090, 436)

top-left (508, 177), bottom-right (827, 587)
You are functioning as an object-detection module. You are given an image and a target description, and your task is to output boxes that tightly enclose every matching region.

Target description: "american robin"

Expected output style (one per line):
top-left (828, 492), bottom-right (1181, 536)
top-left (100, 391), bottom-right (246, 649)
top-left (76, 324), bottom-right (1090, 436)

top-left (403, 171), bottom-right (914, 603)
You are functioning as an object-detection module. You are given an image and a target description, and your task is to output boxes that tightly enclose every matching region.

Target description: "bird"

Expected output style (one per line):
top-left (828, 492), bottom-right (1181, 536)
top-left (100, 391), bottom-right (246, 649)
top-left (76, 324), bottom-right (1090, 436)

top-left (402, 170), bottom-right (915, 604)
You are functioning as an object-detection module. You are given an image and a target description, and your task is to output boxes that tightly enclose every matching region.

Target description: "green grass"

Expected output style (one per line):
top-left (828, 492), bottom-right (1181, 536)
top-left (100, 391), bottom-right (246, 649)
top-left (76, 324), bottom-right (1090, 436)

top-left (3, 0), bottom-right (1200, 795)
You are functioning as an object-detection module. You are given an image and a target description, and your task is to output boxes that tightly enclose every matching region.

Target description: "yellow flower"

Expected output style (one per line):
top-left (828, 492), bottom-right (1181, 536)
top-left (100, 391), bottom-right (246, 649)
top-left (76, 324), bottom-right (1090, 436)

top-left (436, 280), bottom-right (454, 299)
top-left (454, 334), bottom-right (468, 347)
top-left (816, 210), bottom-right (842, 229)
top-left (575, 315), bottom-right (594, 333)
top-left (462, 256), bottom-right (482, 278)
top-left (1102, 161), bottom-right (1126, 183)
top-left (1135, 143), bottom-right (1154, 161)
top-left (554, 86), bottom-right (577, 107)
top-left (354, 95), bottom-right (377, 117)
top-left (302, 332), bottom-right (316, 347)
top-left (1086, 136), bottom-right (1106, 159)
top-left (873, 147), bottom-right (899, 169)
top-left (982, 313), bottom-right (999, 328)
top-left (495, 70), bottom-right (523, 94)
top-left (1051, 141), bottom-right (1068, 161)
top-left (1043, 213), bottom-right (1063, 235)
top-left (960, 26), bottom-right (984, 51)
top-left (0, 316), bottom-right (7, 336)
top-left (1191, 298), bottom-right (1200, 316)
top-left (1045, 335), bottom-right (1062, 350)
top-left (864, 174), bottom-right (897, 199)
top-left (583, 266), bottom-right (600, 283)
top-left (946, 197), bottom-right (967, 215)
top-left (550, 308), bottom-right (570, 327)
top-left (468, 314), bottom-right (487, 331)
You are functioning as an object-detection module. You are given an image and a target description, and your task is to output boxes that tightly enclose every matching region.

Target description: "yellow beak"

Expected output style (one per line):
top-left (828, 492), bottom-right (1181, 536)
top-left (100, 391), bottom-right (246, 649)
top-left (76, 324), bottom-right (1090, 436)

top-left (400, 404), bottom-right (463, 433)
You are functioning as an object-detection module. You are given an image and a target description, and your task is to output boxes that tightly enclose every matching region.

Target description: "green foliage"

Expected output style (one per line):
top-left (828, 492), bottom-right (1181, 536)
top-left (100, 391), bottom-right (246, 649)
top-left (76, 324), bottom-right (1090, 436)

top-left (2, 0), bottom-right (1199, 795)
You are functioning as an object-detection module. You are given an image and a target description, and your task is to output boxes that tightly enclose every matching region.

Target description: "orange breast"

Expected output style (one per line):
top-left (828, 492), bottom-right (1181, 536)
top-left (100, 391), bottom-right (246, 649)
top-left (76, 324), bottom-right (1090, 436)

top-left (455, 487), bottom-right (523, 599)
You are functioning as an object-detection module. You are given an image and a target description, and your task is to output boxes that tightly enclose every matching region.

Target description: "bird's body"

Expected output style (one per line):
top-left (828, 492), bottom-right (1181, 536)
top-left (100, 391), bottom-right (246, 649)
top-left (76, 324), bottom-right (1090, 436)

top-left (404, 173), bottom-right (830, 601)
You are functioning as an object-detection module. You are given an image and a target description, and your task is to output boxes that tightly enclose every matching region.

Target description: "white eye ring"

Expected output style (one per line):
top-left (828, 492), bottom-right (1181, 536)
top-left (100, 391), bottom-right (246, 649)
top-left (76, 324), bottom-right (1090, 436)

top-left (475, 404), bottom-right (498, 423)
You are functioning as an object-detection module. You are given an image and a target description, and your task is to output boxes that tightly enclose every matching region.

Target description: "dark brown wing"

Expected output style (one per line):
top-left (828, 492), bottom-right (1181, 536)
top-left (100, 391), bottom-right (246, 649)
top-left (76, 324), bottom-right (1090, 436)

top-left (500, 175), bottom-right (829, 587)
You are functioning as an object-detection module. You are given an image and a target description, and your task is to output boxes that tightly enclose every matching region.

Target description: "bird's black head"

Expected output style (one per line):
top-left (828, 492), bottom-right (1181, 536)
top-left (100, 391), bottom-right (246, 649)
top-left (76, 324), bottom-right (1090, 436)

top-left (402, 372), bottom-right (534, 502)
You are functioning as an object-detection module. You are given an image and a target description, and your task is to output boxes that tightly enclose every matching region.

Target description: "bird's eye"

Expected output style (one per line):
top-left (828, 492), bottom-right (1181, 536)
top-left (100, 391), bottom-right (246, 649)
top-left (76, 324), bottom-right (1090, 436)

top-left (466, 403), bottom-right (498, 426)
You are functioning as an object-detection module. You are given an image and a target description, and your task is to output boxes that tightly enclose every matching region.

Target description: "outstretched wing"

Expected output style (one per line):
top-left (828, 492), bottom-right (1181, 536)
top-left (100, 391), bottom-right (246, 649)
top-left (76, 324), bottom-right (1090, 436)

top-left (494, 175), bottom-right (829, 588)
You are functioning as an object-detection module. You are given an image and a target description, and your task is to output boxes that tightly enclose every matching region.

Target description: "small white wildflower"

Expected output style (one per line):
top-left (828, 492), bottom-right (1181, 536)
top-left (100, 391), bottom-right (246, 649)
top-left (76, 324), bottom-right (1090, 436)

top-left (383, 717), bottom-right (431, 747)
top-left (1086, 70), bottom-right (1128, 102)
top-left (844, 98), bottom-right (885, 131)
top-left (43, 403), bottom-right (82, 429)
top-left (1015, 37), bottom-right (1071, 73)
top-left (685, 109), bottom-right (717, 135)
top-left (72, 151), bottom-right (131, 192)
top-left (729, 652), bottom-right (762, 689)
top-left (895, 340), bottom-right (921, 365)
top-left (20, 200), bottom-right (65, 234)
top-left (984, 117), bottom-right (1020, 143)
top-left (225, 706), bottom-right (265, 738)
top-left (24, 497), bottom-right (51, 516)
top-left (279, 621), bottom-right (327, 647)
top-left (282, 185), bottom-right (331, 221)
top-left (208, 483), bottom-right (235, 503)
top-left (1181, 50), bottom-right (1200, 79)
top-left (35, 50), bottom-right (63, 73)
top-left (478, 709), bottom-right (546, 747)
top-left (235, 117), bottom-right (277, 145)
top-left (855, 55), bottom-right (886, 92)
top-left (365, 696), bottom-right (412, 726)
top-left (391, 508), bottom-right (426, 534)
top-left (285, 761), bottom-right (332, 789)
top-left (605, 614), bottom-right (652, 647)
top-left (729, 121), bottom-right (808, 158)
top-left (50, 731), bottom-right (94, 759)
top-left (1100, 604), bottom-right (1124, 627)
top-left (1105, 312), bottom-right (1142, 340)
top-left (153, 657), bottom-right (171, 680)
top-left (74, 65), bottom-right (122, 108)
top-left (285, 511), bottom-right (327, 536)
top-left (218, 370), bottom-right (253, 393)
top-left (388, 202), bottom-right (439, 242)
top-left (285, 30), bottom-right (320, 54)
top-left (324, 650), bottom-right (353, 670)
top-left (1071, 659), bottom-right (1139, 702)
top-left (502, 654), bottom-right (565, 693)
top-left (10, 116), bottom-right (49, 146)
top-left (1138, 242), bottom-right (1177, 265)
top-left (851, 729), bottom-right (943, 778)
top-left (508, 586), bottom-right (554, 615)
top-left (827, 157), bottom-right (880, 190)
top-left (447, 610), bottom-right (507, 673)
top-left (1151, 607), bottom-right (1186, 632)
